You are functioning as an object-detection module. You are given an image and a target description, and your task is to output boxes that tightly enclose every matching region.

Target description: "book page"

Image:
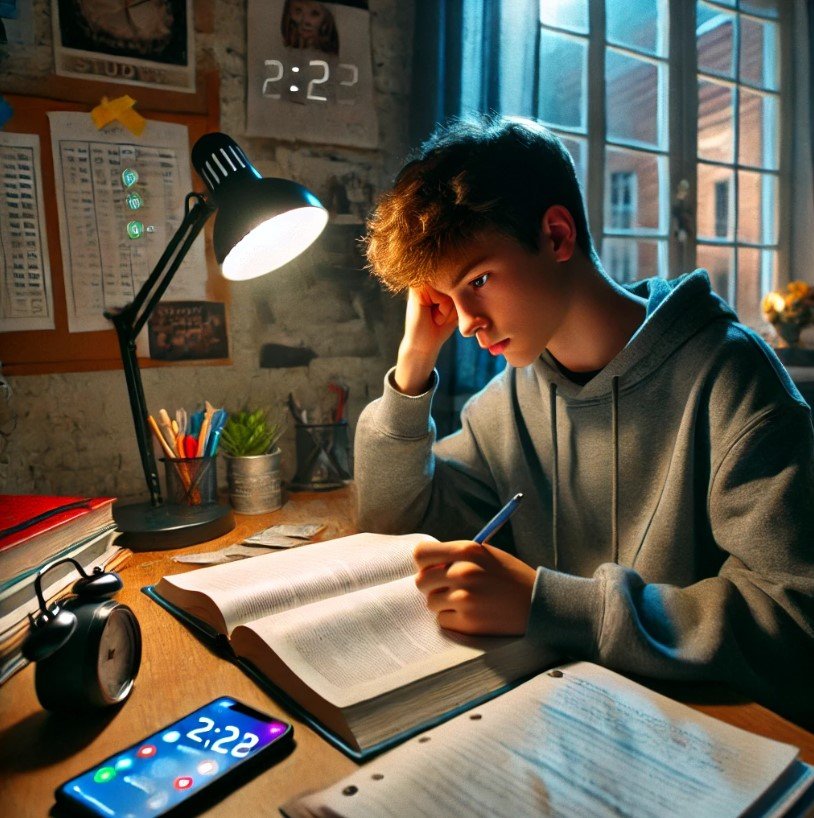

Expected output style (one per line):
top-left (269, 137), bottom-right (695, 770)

top-left (285, 662), bottom-right (801, 818)
top-left (233, 575), bottom-right (511, 707)
top-left (159, 532), bottom-right (434, 633)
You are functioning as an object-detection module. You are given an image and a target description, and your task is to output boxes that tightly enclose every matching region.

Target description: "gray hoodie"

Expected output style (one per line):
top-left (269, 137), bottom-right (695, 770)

top-left (354, 270), bottom-right (814, 725)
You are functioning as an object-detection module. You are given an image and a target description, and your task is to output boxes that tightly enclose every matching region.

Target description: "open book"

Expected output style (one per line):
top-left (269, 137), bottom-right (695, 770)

top-left (147, 533), bottom-right (556, 758)
top-left (282, 662), bottom-right (814, 818)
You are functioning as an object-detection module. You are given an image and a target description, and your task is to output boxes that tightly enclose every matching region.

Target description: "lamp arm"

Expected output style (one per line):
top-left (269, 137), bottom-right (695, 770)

top-left (105, 194), bottom-right (214, 507)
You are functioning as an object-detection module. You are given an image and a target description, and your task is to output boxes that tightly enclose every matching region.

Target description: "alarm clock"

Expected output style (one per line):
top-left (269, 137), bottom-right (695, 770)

top-left (22, 557), bottom-right (142, 711)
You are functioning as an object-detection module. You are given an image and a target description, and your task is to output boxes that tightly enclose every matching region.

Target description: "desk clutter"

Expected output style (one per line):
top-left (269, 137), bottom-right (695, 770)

top-left (0, 495), bottom-right (130, 687)
top-left (149, 529), bottom-right (814, 815)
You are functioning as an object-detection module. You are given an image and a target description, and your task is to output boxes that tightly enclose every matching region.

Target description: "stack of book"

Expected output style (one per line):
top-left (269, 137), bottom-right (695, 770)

top-left (0, 495), bottom-right (129, 685)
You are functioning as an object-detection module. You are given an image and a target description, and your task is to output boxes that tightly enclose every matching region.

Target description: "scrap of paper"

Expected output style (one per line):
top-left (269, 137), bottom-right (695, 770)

top-left (173, 544), bottom-right (276, 565)
top-left (245, 523), bottom-right (325, 543)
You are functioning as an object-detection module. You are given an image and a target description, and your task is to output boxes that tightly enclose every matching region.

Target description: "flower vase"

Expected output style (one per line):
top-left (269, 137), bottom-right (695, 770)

top-left (774, 322), bottom-right (802, 348)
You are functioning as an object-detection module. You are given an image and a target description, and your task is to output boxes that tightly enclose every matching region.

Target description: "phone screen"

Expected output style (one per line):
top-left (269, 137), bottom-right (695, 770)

top-left (56, 697), bottom-right (291, 817)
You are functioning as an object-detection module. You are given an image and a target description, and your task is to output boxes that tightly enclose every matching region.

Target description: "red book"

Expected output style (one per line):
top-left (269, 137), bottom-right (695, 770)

top-left (0, 496), bottom-right (117, 582)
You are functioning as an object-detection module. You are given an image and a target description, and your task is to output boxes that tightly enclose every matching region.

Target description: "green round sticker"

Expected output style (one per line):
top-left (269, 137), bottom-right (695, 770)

top-left (126, 220), bottom-right (145, 239)
top-left (125, 190), bottom-right (144, 211)
top-left (121, 168), bottom-right (139, 188)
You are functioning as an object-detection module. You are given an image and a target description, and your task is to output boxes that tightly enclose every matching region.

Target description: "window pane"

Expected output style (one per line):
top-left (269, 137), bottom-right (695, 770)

top-left (607, 0), bottom-right (667, 57)
top-left (697, 244), bottom-right (735, 305)
top-left (604, 147), bottom-right (666, 233)
top-left (560, 136), bottom-right (588, 200)
top-left (739, 89), bottom-right (778, 170)
top-left (738, 170), bottom-right (778, 244)
top-left (697, 163), bottom-right (734, 240)
top-left (697, 2), bottom-right (736, 79)
top-left (740, 16), bottom-right (779, 90)
top-left (538, 30), bottom-right (587, 131)
top-left (740, 0), bottom-right (780, 20)
top-left (601, 238), bottom-right (666, 282)
top-left (539, 0), bottom-right (589, 34)
top-left (698, 80), bottom-right (734, 163)
top-left (606, 50), bottom-right (666, 149)
top-left (737, 247), bottom-right (776, 327)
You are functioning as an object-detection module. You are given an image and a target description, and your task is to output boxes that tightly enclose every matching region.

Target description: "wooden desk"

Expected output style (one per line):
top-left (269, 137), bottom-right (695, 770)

top-left (2, 487), bottom-right (814, 817)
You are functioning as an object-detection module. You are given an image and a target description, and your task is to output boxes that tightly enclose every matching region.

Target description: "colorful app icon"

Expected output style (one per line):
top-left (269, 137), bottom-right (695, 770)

top-left (174, 776), bottom-right (194, 791)
top-left (136, 744), bottom-right (157, 759)
top-left (114, 757), bottom-right (133, 771)
top-left (93, 766), bottom-right (116, 784)
top-left (197, 760), bottom-right (218, 776)
top-left (162, 730), bottom-right (181, 743)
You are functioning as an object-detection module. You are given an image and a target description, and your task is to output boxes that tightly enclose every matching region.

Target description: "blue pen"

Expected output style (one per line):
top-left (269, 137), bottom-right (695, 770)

top-left (473, 492), bottom-right (524, 544)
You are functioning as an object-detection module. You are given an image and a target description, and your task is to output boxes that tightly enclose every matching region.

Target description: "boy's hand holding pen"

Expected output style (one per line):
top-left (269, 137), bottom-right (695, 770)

top-left (412, 493), bottom-right (535, 636)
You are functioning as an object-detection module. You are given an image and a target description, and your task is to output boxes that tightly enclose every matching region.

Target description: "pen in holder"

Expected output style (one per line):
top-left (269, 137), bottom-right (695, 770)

top-left (162, 456), bottom-right (218, 506)
top-left (289, 421), bottom-right (352, 491)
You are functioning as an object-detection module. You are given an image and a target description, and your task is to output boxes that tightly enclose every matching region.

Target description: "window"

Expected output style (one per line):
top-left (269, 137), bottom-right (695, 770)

top-left (531, 0), bottom-right (787, 326)
top-left (714, 179), bottom-right (730, 237)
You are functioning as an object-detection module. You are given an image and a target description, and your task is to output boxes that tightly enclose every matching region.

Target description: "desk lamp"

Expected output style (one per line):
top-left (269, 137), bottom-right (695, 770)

top-left (107, 132), bottom-right (328, 549)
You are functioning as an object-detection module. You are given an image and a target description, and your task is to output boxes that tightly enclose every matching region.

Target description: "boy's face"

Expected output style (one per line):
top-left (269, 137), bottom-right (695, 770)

top-left (431, 228), bottom-right (572, 368)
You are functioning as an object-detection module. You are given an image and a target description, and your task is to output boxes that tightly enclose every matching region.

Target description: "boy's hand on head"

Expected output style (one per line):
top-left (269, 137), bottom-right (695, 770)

top-left (413, 540), bottom-right (536, 636)
top-left (395, 286), bottom-right (459, 395)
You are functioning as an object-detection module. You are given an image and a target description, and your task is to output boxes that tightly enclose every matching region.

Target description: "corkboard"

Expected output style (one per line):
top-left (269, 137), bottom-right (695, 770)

top-left (0, 71), bottom-right (225, 375)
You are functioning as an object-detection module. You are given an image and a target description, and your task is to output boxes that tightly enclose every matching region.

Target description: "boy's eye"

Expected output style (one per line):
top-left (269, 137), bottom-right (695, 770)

top-left (471, 273), bottom-right (489, 289)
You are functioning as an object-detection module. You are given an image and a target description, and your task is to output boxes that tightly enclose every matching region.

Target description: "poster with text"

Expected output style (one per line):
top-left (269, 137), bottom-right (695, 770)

top-left (246, 0), bottom-right (378, 148)
top-left (147, 301), bottom-right (229, 361)
top-left (52, 0), bottom-right (195, 92)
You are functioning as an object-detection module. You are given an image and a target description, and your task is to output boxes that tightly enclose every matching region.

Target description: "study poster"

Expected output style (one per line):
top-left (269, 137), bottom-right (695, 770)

top-left (246, 0), bottom-right (378, 148)
top-left (51, 0), bottom-right (195, 92)
top-left (48, 112), bottom-right (206, 333)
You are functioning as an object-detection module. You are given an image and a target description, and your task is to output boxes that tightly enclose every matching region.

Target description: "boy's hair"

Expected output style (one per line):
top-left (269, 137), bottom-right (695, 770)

top-left (364, 114), bottom-right (596, 292)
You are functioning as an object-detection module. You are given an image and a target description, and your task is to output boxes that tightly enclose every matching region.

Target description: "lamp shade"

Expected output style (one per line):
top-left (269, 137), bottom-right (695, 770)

top-left (191, 133), bottom-right (328, 281)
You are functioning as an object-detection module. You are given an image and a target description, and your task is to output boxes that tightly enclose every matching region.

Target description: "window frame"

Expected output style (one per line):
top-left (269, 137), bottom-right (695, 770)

top-left (533, 0), bottom-right (792, 323)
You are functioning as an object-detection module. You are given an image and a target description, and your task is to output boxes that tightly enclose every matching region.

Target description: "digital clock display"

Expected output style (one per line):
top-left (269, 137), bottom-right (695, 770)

top-left (246, 0), bottom-right (379, 148)
top-left (59, 698), bottom-right (290, 816)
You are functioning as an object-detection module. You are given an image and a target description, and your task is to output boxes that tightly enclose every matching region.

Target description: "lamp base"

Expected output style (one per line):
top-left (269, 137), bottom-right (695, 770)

top-left (113, 500), bottom-right (235, 551)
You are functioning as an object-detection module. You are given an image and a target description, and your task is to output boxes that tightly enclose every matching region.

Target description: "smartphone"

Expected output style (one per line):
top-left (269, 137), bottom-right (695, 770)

top-left (55, 697), bottom-right (293, 817)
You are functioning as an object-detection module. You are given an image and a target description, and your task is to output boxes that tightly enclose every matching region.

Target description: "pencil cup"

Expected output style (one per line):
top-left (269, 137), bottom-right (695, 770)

top-left (289, 421), bottom-right (352, 491)
top-left (162, 456), bottom-right (218, 506)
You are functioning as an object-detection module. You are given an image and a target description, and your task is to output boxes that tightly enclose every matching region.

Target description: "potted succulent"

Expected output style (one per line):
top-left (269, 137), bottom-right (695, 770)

top-left (220, 408), bottom-right (285, 514)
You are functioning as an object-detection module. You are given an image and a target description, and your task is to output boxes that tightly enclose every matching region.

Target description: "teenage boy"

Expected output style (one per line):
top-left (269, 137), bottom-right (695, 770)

top-left (354, 114), bottom-right (814, 724)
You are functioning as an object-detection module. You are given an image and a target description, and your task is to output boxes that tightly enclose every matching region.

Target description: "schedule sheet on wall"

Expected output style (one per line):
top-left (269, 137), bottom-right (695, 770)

top-left (0, 132), bottom-right (55, 332)
top-left (48, 113), bottom-right (206, 333)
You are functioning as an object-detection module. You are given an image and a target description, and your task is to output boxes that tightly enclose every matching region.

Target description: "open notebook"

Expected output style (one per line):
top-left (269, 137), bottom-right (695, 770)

top-left (281, 662), bottom-right (814, 818)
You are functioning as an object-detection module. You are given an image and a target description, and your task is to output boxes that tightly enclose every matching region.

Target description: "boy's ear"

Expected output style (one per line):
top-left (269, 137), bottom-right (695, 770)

top-left (541, 205), bottom-right (577, 262)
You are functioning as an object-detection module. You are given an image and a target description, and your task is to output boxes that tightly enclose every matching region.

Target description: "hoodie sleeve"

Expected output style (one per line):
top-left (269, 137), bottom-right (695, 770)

top-left (354, 367), bottom-right (504, 541)
top-left (526, 403), bottom-right (814, 726)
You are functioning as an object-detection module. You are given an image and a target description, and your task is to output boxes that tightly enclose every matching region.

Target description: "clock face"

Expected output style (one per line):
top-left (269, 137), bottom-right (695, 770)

top-left (76, 0), bottom-right (174, 45)
top-left (97, 607), bottom-right (139, 703)
top-left (57, 0), bottom-right (188, 63)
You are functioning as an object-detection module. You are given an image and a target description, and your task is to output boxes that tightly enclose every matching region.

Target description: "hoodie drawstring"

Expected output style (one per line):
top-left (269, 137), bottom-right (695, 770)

top-left (611, 375), bottom-right (620, 564)
top-left (549, 383), bottom-right (559, 571)
top-left (549, 376), bottom-right (621, 570)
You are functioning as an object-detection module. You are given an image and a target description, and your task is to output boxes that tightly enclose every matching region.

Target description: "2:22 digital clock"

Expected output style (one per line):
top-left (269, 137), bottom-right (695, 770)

top-left (261, 57), bottom-right (360, 106)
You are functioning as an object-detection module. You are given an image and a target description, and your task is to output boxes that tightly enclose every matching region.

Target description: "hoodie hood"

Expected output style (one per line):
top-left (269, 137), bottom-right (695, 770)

top-left (535, 270), bottom-right (737, 400)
